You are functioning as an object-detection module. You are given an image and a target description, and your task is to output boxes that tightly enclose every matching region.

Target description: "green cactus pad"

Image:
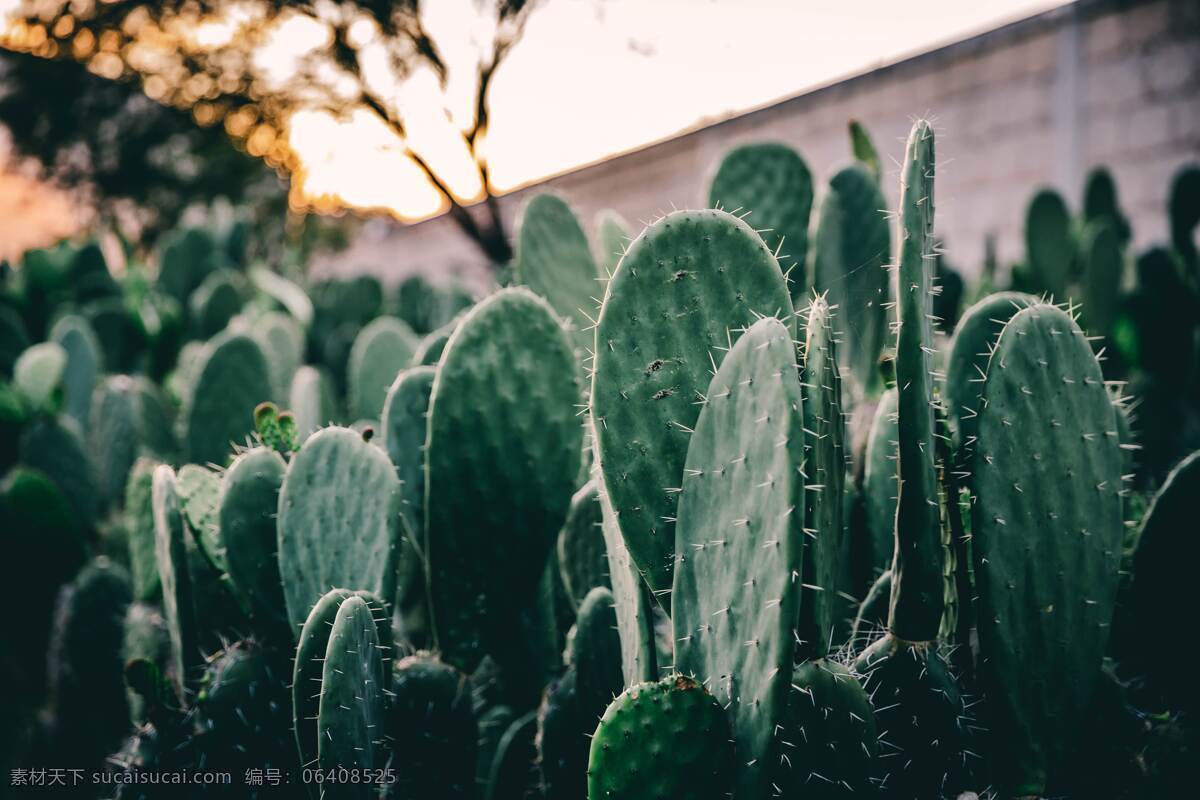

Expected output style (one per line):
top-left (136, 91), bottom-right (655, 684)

top-left (220, 447), bottom-right (288, 634)
top-left (852, 568), bottom-right (892, 646)
top-left (250, 266), bottom-right (314, 327)
top-left (568, 586), bottom-right (625, 712)
top-left (347, 315), bottom-right (417, 422)
top-left (1169, 163), bottom-right (1200, 268)
top-left (486, 711), bottom-right (539, 800)
top-left (183, 331), bottom-right (271, 466)
top-left (1080, 221), bottom-right (1124, 336)
top-left (14, 341), bottom-right (66, 412)
top-left (49, 314), bottom-right (102, 428)
top-left (387, 652), bottom-right (478, 799)
top-left (424, 287), bottom-right (581, 672)
top-left (188, 269), bottom-right (245, 339)
top-left (317, 596), bottom-right (387, 787)
top-left (158, 227), bottom-right (219, 303)
top-left (672, 316), bottom-right (805, 798)
top-left (124, 457), bottom-right (162, 602)
top-left (778, 659), bottom-right (878, 798)
top-left (177, 463), bottom-right (224, 573)
top-left (971, 303), bottom-right (1123, 795)
top-left (292, 588), bottom-right (353, 773)
top-left (89, 374), bottom-right (177, 510)
top-left (122, 602), bottom-right (170, 725)
top-left (381, 365), bottom-right (434, 550)
top-left (708, 142), bottom-right (814, 297)
top-left (411, 316), bottom-right (459, 367)
top-left (250, 310), bottom-right (305, 402)
top-left (944, 292), bottom-right (1036, 463)
top-left (798, 295), bottom-right (847, 659)
top-left (20, 415), bottom-right (98, 525)
top-left (889, 119), bottom-right (942, 642)
top-left (591, 209), bottom-right (793, 598)
top-left (861, 388), bottom-right (899, 579)
top-left (556, 480), bottom-right (610, 610)
top-left (597, 471), bottom-right (657, 685)
top-left (537, 667), bottom-right (588, 800)
top-left (277, 426), bottom-right (402, 632)
top-left (1082, 166), bottom-right (1130, 246)
top-left (194, 641), bottom-right (294, 773)
top-left (812, 163), bottom-right (890, 398)
top-left (289, 365), bottom-right (339, 441)
top-left (514, 193), bottom-right (601, 360)
top-left (1024, 188), bottom-right (1074, 299)
top-left (595, 209), bottom-right (630, 278)
top-left (152, 465), bottom-right (198, 700)
top-left (587, 675), bottom-right (734, 800)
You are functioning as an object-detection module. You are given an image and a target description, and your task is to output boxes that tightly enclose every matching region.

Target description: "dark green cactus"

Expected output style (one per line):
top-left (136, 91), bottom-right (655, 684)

top-left (347, 315), bottom-right (417, 421)
top-left (387, 652), bottom-right (478, 799)
top-left (485, 710), bottom-right (539, 800)
top-left (587, 676), bottom-right (734, 800)
top-left (1023, 188), bottom-right (1074, 299)
top-left (707, 142), bottom-right (814, 297)
top-left (292, 588), bottom-right (355, 774)
top-left (591, 209), bottom-right (793, 600)
top-left (20, 414), bottom-right (98, 523)
top-left (852, 569), bottom-right (892, 645)
top-left (556, 480), bottom-right (610, 610)
top-left (596, 468), bottom-right (657, 685)
top-left (182, 331), bottom-right (271, 465)
top-left (122, 602), bottom-right (170, 725)
top-left (124, 457), bottom-right (162, 602)
top-left (1082, 166), bottom-right (1130, 246)
top-left (971, 302), bottom-right (1124, 796)
top-left (514, 193), bottom-right (601, 363)
top-left (48, 314), bottom-right (101, 429)
top-left (412, 316), bottom-right (459, 367)
top-left (673, 316), bottom-right (805, 798)
top-left (188, 269), bottom-right (246, 339)
top-left (1080, 221), bottom-right (1124, 337)
top-left (219, 446), bottom-right (288, 637)
top-left (317, 595), bottom-right (388, 797)
top-left (537, 667), bottom-right (587, 800)
top-left (90, 374), bottom-right (177, 510)
top-left (1168, 162), bottom-right (1199, 269)
top-left (424, 288), bottom-right (581, 676)
top-left (860, 387), bottom-right (899, 580)
top-left (177, 463), bottom-right (224, 572)
top-left (812, 163), bottom-right (891, 399)
top-left (158, 227), bottom-right (220, 303)
top-left (277, 425), bottom-right (401, 632)
top-left (249, 310), bottom-right (305, 403)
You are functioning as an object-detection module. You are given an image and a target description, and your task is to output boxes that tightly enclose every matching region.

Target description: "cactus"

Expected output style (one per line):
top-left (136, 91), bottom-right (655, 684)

top-left (158, 227), bottom-right (219, 303)
top-left (852, 569), bottom-right (892, 644)
top-left (49, 314), bottom-right (101, 429)
top-left (317, 595), bottom-right (388, 796)
top-left (860, 387), bottom-right (899, 580)
top-left (1023, 188), bottom-right (1074, 299)
top-left (424, 288), bottom-right (581, 675)
top-left (277, 426), bottom-right (402, 632)
top-left (594, 210), bottom-right (630, 279)
top-left (394, 274), bottom-right (474, 336)
top-left (387, 652), bottom-right (478, 799)
top-left (188, 269), bottom-right (246, 339)
top-left (177, 463), bottom-right (224, 572)
top-left (1168, 162), bottom-right (1199, 269)
top-left (1082, 166), bottom-right (1130, 246)
top-left (20, 414), bottom-right (99, 523)
top-left (250, 266), bottom-right (314, 327)
top-left (514, 193), bottom-right (601, 364)
top-left (248, 310), bottom-right (304, 402)
top-left (591, 209), bottom-right (793, 599)
top-left (411, 316), bottom-right (459, 366)
top-left (971, 302), bottom-right (1124, 796)
top-left (347, 315), bottom-right (418, 421)
top-left (707, 142), bottom-right (814, 297)
top-left (288, 364), bottom-right (339, 441)
top-left (89, 374), bottom-right (177, 509)
top-left (13, 341), bottom-right (66, 412)
top-left (124, 457), bottom-right (162, 602)
top-left (83, 295), bottom-right (146, 374)
top-left (853, 120), bottom-right (969, 800)
top-left (219, 447), bottom-right (288, 636)
top-left (292, 588), bottom-right (354, 773)
top-left (0, 304), bottom-right (30, 377)
top-left (152, 465), bottom-right (198, 700)
top-left (797, 294), bottom-right (847, 658)
top-left (556, 480), bottom-right (610, 610)
top-left (848, 119), bottom-right (882, 182)
top-left (122, 603), bottom-right (170, 726)
top-left (252, 400), bottom-right (299, 454)
top-left (1080, 222), bottom-right (1124, 337)
top-left (587, 676), bottom-right (734, 800)
top-left (944, 292), bottom-right (1036, 466)
top-left (486, 711), bottom-right (539, 800)
top-left (182, 331), bottom-right (271, 465)
top-left (673, 316), bottom-right (805, 798)
top-left (812, 163), bottom-right (891, 399)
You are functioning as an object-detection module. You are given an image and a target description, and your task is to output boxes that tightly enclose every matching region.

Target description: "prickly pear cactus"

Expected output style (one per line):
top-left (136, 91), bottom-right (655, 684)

top-left (707, 142), bottom-right (814, 297)
top-left (158, 227), bottom-right (218, 303)
top-left (288, 365), bottom-right (339, 441)
top-left (514, 193), bottom-right (601, 361)
top-left (1168, 163), bottom-right (1199, 269)
top-left (317, 595), bottom-right (387, 795)
top-left (587, 676), bottom-right (734, 800)
top-left (124, 457), bottom-right (162, 602)
top-left (277, 426), bottom-right (402, 632)
top-left (1024, 188), bottom-right (1074, 299)
top-left (673, 316), bottom-right (805, 798)
top-left (292, 588), bottom-right (353, 773)
top-left (1082, 166), bottom-right (1130, 246)
top-left (49, 314), bottom-right (101, 429)
top-left (249, 310), bottom-right (304, 402)
top-left (194, 641), bottom-right (293, 773)
top-left (812, 163), bottom-right (890, 399)
top-left (861, 387), bottom-right (899, 579)
top-left (486, 711), bottom-right (539, 800)
top-left (1080, 221), bottom-right (1124, 336)
top-left (798, 294), bottom-right (846, 659)
top-left (347, 315), bottom-right (417, 421)
top-left (412, 317), bottom-right (459, 367)
top-left (537, 667), bottom-right (587, 800)
top-left (188, 269), bottom-right (245, 339)
top-left (90, 374), bottom-right (176, 510)
top-left (183, 331), bottom-right (271, 466)
top-left (177, 463), bottom-right (224, 572)
top-left (381, 365), bottom-right (434, 548)
top-left (152, 465), bottom-right (197, 700)
top-left (971, 302), bottom-right (1123, 796)
top-left (387, 652), bottom-right (478, 799)
top-left (250, 266), bottom-right (315, 327)
top-left (591, 209), bottom-right (793, 598)
top-left (220, 447), bottom-right (288, 635)
top-left (14, 341), bottom-right (66, 412)
top-left (424, 288), bottom-right (581, 673)
top-left (594, 209), bottom-right (630, 278)
top-left (556, 480), bottom-right (610, 610)
top-left (20, 414), bottom-right (98, 523)
top-left (944, 292), bottom-right (1036, 465)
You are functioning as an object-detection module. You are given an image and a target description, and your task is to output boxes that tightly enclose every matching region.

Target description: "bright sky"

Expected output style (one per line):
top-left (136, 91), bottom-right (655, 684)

top-left (296, 0), bottom-right (1072, 220)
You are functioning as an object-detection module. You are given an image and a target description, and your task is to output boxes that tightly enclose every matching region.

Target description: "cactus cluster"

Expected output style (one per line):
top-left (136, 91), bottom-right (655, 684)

top-left (0, 113), bottom-right (1196, 800)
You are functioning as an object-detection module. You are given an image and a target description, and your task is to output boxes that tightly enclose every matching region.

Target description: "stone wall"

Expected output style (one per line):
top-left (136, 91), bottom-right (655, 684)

top-left (318, 0), bottom-right (1200, 286)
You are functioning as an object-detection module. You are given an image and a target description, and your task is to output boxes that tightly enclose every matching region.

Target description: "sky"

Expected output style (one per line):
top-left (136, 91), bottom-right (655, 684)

top-left (293, 0), bottom-right (1072, 220)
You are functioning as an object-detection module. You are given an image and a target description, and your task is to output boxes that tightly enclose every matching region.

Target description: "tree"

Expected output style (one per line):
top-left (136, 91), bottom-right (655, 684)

top-left (0, 47), bottom-right (280, 245)
top-left (1, 1), bottom-right (539, 265)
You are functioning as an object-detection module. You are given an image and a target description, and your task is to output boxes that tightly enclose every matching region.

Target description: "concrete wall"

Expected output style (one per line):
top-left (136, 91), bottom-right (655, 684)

top-left (317, 0), bottom-right (1200, 286)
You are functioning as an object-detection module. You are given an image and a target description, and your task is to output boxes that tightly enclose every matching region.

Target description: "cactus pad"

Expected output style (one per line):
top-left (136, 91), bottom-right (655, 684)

top-left (347, 315), bottom-right (417, 421)
top-left (220, 447), bottom-right (288, 634)
top-left (151, 465), bottom-right (197, 700)
top-left (556, 480), bottom-right (610, 610)
top-left (183, 331), bottom-right (271, 466)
